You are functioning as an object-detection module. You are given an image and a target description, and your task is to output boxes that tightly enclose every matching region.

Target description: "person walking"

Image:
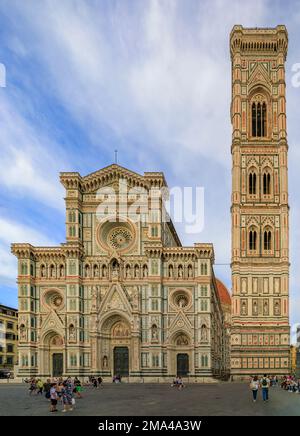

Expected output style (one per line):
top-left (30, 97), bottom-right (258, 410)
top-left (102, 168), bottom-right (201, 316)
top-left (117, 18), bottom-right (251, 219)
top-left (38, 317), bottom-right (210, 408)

top-left (260, 374), bottom-right (270, 402)
top-left (37, 379), bottom-right (43, 395)
top-left (250, 376), bottom-right (259, 402)
top-left (50, 383), bottom-right (58, 413)
top-left (62, 379), bottom-right (74, 412)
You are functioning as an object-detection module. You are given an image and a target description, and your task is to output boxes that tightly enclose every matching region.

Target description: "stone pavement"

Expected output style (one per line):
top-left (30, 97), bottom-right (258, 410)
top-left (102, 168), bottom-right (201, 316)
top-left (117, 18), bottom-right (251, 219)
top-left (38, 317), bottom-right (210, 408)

top-left (0, 382), bottom-right (299, 416)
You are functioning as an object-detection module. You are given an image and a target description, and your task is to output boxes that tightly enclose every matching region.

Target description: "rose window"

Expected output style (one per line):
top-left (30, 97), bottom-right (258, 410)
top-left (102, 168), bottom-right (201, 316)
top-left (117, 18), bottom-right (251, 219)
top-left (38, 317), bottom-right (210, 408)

top-left (108, 228), bottom-right (133, 250)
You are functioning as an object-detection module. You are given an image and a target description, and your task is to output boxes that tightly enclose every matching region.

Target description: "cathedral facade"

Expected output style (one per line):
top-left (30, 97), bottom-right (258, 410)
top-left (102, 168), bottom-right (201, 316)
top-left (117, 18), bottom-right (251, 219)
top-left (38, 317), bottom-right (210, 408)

top-left (230, 26), bottom-right (290, 377)
top-left (12, 165), bottom-right (230, 382)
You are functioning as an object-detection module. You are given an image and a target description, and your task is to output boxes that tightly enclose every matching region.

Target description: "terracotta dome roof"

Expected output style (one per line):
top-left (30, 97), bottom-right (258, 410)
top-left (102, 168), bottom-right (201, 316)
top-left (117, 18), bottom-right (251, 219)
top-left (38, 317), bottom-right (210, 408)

top-left (216, 279), bottom-right (231, 305)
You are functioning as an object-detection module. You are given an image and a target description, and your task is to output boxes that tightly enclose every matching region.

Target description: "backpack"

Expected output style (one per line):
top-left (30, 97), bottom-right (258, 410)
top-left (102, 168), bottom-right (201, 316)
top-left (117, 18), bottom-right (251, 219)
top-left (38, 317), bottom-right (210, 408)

top-left (262, 378), bottom-right (268, 387)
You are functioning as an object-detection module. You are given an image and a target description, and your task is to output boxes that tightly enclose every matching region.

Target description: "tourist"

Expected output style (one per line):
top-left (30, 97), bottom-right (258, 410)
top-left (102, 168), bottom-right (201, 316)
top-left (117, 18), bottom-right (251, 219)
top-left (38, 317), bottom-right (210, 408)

top-left (37, 379), bottom-right (43, 395)
top-left (177, 376), bottom-right (184, 390)
top-left (92, 377), bottom-right (98, 388)
top-left (62, 379), bottom-right (74, 412)
top-left (75, 378), bottom-right (83, 398)
top-left (29, 378), bottom-right (36, 395)
top-left (250, 376), bottom-right (259, 402)
top-left (50, 383), bottom-right (58, 413)
top-left (98, 376), bottom-right (103, 387)
top-left (43, 378), bottom-right (51, 400)
top-left (57, 382), bottom-right (64, 407)
top-left (260, 374), bottom-right (270, 402)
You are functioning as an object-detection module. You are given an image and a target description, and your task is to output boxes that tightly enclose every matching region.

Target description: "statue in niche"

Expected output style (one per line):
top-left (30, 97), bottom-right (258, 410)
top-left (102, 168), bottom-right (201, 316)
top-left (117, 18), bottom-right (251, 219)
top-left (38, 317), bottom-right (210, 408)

top-left (126, 266), bottom-right (131, 278)
top-left (253, 302), bottom-right (258, 315)
top-left (201, 324), bottom-right (208, 341)
top-left (20, 324), bottom-right (26, 341)
top-left (178, 266), bottom-right (183, 278)
top-left (91, 287), bottom-right (97, 311)
top-left (69, 324), bottom-right (76, 341)
top-left (263, 302), bottom-right (269, 315)
top-left (103, 356), bottom-right (108, 369)
top-left (151, 325), bottom-right (158, 340)
top-left (112, 261), bottom-right (119, 279)
top-left (241, 302), bottom-right (247, 315)
top-left (274, 302), bottom-right (280, 315)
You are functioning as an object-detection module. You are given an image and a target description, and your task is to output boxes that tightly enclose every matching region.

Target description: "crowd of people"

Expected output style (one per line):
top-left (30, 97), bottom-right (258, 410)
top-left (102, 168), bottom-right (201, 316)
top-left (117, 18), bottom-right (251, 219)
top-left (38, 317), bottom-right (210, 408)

top-left (249, 374), bottom-right (300, 402)
top-left (171, 376), bottom-right (185, 390)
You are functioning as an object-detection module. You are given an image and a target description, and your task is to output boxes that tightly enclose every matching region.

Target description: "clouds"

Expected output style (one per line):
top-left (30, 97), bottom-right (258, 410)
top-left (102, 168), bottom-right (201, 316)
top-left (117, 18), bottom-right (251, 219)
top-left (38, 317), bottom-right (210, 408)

top-left (0, 0), bottom-right (300, 332)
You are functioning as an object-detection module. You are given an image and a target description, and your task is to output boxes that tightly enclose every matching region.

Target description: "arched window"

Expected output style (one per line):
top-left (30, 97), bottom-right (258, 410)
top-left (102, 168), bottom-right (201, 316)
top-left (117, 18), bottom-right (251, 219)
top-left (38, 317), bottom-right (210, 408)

top-left (264, 229), bottom-right (272, 250)
top-left (249, 229), bottom-right (257, 251)
top-left (252, 99), bottom-right (267, 137)
top-left (263, 171), bottom-right (271, 195)
top-left (249, 171), bottom-right (257, 195)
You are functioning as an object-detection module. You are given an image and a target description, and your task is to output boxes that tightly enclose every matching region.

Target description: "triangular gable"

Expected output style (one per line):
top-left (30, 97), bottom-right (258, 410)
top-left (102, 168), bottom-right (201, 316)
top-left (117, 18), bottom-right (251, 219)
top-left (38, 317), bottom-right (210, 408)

top-left (82, 164), bottom-right (149, 193)
top-left (248, 63), bottom-right (271, 91)
top-left (99, 282), bottom-right (133, 314)
top-left (168, 310), bottom-right (193, 334)
top-left (41, 309), bottom-right (65, 337)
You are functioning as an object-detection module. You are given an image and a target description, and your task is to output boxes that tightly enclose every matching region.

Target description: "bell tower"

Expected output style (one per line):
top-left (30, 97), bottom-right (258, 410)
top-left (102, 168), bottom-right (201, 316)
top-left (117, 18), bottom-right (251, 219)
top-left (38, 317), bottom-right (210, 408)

top-left (230, 25), bottom-right (290, 377)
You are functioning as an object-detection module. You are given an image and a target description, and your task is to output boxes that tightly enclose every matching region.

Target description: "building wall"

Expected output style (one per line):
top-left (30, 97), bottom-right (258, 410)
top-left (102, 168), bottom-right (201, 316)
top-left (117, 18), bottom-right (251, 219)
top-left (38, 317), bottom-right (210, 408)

top-left (230, 26), bottom-right (290, 377)
top-left (0, 305), bottom-right (18, 371)
top-left (12, 165), bottom-right (228, 381)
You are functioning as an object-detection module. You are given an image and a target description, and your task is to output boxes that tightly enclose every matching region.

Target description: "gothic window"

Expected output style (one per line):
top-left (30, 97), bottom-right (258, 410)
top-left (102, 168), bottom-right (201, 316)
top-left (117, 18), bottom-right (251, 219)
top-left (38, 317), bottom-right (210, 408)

top-left (249, 171), bottom-right (257, 195)
top-left (249, 229), bottom-right (257, 251)
top-left (263, 171), bottom-right (271, 195)
top-left (252, 99), bottom-right (267, 137)
top-left (263, 229), bottom-right (272, 250)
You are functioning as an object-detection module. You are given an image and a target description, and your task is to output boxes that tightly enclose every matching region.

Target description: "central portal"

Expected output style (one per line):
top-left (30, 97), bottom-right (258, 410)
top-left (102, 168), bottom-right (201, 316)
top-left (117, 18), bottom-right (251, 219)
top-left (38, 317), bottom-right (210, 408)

top-left (113, 346), bottom-right (129, 376)
top-left (177, 353), bottom-right (189, 376)
top-left (52, 353), bottom-right (63, 377)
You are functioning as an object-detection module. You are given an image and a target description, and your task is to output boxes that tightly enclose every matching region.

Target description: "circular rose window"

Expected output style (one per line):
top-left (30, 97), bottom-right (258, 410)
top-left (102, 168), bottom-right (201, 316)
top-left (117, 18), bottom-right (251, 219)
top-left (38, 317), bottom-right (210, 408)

top-left (170, 289), bottom-right (192, 310)
top-left (44, 290), bottom-right (64, 310)
top-left (96, 219), bottom-right (136, 253)
top-left (108, 227), bottom-right (133, 250)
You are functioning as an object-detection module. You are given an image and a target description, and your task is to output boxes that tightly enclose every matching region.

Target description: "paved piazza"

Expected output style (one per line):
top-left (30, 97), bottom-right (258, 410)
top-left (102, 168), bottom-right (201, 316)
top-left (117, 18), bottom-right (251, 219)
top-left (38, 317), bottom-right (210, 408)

top-left (0, 382), bottom-right (299, 416)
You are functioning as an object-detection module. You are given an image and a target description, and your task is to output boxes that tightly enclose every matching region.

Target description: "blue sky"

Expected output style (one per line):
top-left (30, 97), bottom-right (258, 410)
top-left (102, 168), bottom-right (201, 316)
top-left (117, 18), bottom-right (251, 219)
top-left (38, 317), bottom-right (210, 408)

top-left (0, 0), bottom-right (299, 341)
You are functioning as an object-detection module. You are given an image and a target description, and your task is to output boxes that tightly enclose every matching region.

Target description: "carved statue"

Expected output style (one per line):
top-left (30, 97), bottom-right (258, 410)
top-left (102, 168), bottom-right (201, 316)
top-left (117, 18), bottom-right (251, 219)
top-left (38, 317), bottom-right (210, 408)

top-left (103, 356), bottom-right (108, 368)
top-left (20, 324), bottom-right (26, 341)
top-left (201, 324), bottom-right (208, 341)
top-left (69, 324), bottom-right (76, 340)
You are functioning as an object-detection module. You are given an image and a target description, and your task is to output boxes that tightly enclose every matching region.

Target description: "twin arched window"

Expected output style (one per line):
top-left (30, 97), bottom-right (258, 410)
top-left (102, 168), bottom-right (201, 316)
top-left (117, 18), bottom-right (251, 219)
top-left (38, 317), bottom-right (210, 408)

top-left (249, 229), bottom-right (272, 252)
top-left (248, 169), bottom-right (271, 196)
top-left (252, 101), bottom-right (267, 137)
